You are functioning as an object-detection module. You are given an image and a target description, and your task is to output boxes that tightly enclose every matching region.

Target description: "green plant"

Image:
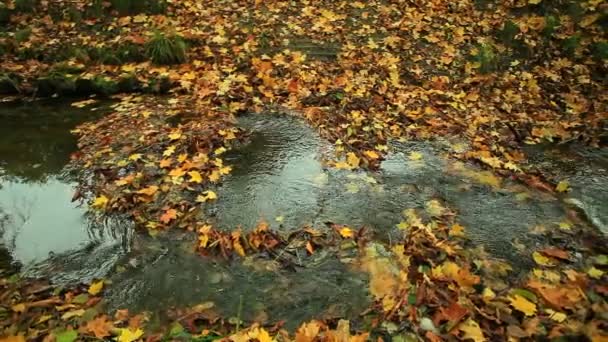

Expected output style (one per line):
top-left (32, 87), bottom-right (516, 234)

top-left (592, 41), bottom-right (608, 60)
top-left (562, 33), bottom-right (581, 56)
top-left (497, 20), bottom-right (520, 46)
top-left (472, 43), bottom-right (498, 73)
top-left (145, 31), bottom-right (187, 65)
top-left (14, 0), bottom-right (37, 12)
top-left (92, 76), bottom-right (119, 95)
top-left (14, 28), bottom-right (31, 44)
top-left (543, 15), bottom-right (560, 37)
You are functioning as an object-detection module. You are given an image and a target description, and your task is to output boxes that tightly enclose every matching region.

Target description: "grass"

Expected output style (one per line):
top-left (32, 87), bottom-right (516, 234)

top-left (145, 30), bottom-right (187, 65)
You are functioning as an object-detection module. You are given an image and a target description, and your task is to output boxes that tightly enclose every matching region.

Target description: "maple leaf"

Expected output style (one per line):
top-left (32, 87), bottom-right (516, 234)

top-left (339, 227), bottom-right (354, 238)
top-left (84, 316), bottom-right (113, 338)
top-left (532, 251), bottom-right (557, 267)
top-left (363, 150), bottom-right (379, 160)
top-left (137, 186), bottom-right (159, 196)
top-left (346, 152), bottom-right (360, 169)
top-left (209, 170), bottom-right (221, 182)
top-left (92, 195), bottom-right (109, 209)
top-left (509, 294), bottom-right (537, 316)
top-left (196, 191), bottom-right (218, 202)
top-left (409, 152), bottom-right (423, 160)
top-left (88, 280), bottom-right (104, 295)
top-left (117, 328), bottom-right (144, 342)
top-left (160, 209), bottom-right (178, 224)
top-left (188, 171), bottom-right (203, 183)
top-left (555, 180), bottom-right (570, 192)
top-left (295, 321), bottom-right (321, 342)
top-left (458, 318), bottom-right (485, 342)
top-left (159, 158), bottom-right (172, 168)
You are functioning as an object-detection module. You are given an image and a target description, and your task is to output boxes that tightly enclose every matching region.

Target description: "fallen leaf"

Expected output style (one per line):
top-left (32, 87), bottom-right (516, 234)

top-left (117, 328), bottom-right (144, 342)
top-left (88, 280), bottom-right (104, 295)
top-left (160, 209), bottom-right (178, 224)
top-left (84, 315), bottom-right (113, 338)
top-left (509, 294), bottom-right (537, 316)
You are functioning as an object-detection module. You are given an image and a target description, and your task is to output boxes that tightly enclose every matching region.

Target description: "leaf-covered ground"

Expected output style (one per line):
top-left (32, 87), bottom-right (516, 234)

top-left (0, 0), bottom-right (607, 341)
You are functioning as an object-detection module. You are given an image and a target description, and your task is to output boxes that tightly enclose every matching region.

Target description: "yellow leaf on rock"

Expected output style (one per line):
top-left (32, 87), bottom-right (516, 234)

top-left (197, 191), bottom-right (217, 202)
top-left (509, 294), bottom-right (537, 316)
top-left (88, 280), bottom-right (104, 295)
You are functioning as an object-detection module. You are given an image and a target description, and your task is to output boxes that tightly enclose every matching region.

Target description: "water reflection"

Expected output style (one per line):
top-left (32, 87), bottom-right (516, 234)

top-left (0, 99), bottom-right (130, 268)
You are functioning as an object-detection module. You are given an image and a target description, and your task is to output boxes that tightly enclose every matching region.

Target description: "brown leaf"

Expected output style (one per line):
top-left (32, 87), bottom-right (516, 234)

top-left (539, 247), bottom-right (570, 260)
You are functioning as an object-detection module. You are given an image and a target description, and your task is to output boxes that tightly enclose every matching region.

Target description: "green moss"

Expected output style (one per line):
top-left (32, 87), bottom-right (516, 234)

top-left (562, 33), bottom-right (581, 56)
top-left (14, 28), bottom-right (32, 44)
top-left (145, 30), bottom-right (187, 65)
top-left (92, 76), bottom-right (119, 95)
top-left (592, 41), bottom-right (608, 60)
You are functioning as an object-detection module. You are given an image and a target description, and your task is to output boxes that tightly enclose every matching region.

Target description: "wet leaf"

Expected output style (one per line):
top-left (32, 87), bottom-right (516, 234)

top-left (458, 318), bottom-right (485, 342)
top-left (92, 195), bottom-right (109, 209)
top-left (84, 315), bottom-right (113, 338)
top-left (117, 328), bottom-right (144, 342)
top-left (188, 171), bottom-right (203, 184)
top-left (160, 209), bottom-right (178, 224)
top-left (532, 251), bottom-right (557, 267)
top-left (556, 180), bottom-right (570, 192)
top-left (88, 280), bottom-right (104, 295)
top-left (509, 294), bottom-right (537, 316)
top-left (196, 191), bottom-right (217, 202)
top-left (55, 330), bottom-right (78, 342)
top-left (409, 152), bottom-right (423, 161)
top-left (339, 227), bottom-right (355, 238)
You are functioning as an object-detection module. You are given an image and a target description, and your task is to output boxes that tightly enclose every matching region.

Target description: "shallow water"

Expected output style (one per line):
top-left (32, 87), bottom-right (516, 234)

top-left (0, 100), bottom-right (126, 267)
top-left (1, 104), bottom-right (605, 330)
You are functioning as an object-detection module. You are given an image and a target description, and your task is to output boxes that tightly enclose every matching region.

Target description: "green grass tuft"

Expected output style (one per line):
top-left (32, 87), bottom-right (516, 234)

top-left (145, 31), bottom-right (187, 65)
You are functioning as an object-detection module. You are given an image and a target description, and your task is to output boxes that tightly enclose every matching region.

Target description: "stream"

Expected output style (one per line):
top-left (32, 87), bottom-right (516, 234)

top-left (0, 102), bottom-right (606, 329)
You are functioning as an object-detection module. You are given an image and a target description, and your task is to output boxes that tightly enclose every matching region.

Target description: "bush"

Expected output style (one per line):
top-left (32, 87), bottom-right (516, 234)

top-left (145, 31), bottom-right (187, 65)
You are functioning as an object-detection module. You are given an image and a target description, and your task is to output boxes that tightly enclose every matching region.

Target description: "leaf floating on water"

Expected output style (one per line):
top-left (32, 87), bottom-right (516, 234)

top-left (409, 151), bottom-right (423, 161)
top-left (339, 227), bottom-right (355, 238)
top-left (556, 180), bottom-right (570, 192)
top-left (92, 195), bottom-right (109, 209)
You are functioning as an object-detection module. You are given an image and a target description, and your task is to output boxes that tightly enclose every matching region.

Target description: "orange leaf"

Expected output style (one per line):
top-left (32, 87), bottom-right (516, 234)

top-left (84, 315), bottom-right (113, 339)
top-left (306, 241), bottom-right (314, 254)
top-left (160, 209), bottom-right (178, 224)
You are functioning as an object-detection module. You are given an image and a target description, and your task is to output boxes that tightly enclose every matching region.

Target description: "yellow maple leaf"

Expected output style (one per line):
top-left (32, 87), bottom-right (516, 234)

top-left (532, 251), bottom-right (557, 267)
top-left (346, 152), bottom-right (360, 169)
top-left (137, 186), bottom-right (158, 196)
top-left (196, 191), bottom-right (218, 202)
top-left (118, 328), bottom-right (144, 342)
top-left (209, 170), bottom-right (221, 183)
top-left (168, 131), bottom-right (182, 141)
top-left (128, 153), bottom-right (142, 161)
top-left (409, 152), bottom-right (423, 161)
top-left (92, 195), bottom-right (109, 209)
top-left (188, 171), bottom-right (203, 184)
top-left (509, 294), bottom-right (536, 316)
top-left (587, 267), bottom-right (604, 279)
top-left (88, 280), bottom-right (104, 295)
top-left (458, 318), bottom-right (485, 342)
top-left (339, 227), bottom-right (354, 238)
top-left (555, 180), bottom-right (570, 193)
top-left (450, 224), bottom-right (465, 237)
top-left (163, 145), bottom-right (176, 157)
top-left (363, 150), bottom-right (379, 160)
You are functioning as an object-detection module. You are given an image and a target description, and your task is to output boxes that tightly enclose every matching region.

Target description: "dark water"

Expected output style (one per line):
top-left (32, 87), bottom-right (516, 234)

top-left (0, 100), bottom-right (126, 266)
top-left (0, 103), bottom-right (605, 330)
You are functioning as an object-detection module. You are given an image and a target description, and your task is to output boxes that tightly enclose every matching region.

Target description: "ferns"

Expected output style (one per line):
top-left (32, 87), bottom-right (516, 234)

top-left (145, 31), bottom-right (187, 65)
